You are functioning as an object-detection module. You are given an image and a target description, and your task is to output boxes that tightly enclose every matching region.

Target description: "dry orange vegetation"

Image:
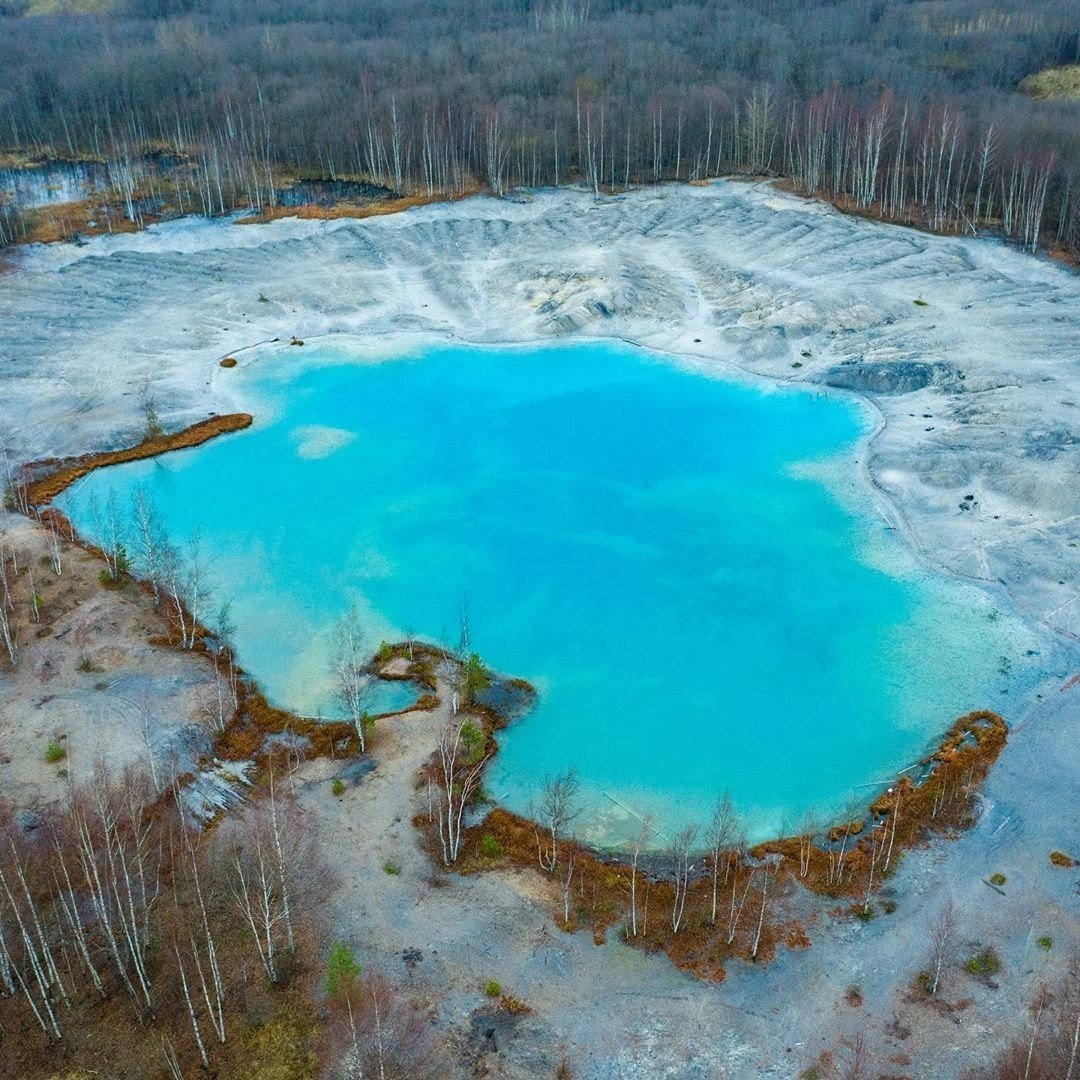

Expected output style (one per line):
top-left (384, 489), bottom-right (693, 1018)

top-left (23, 413), bottom-right (253, 507)
top-left (403, 695), bottom-right (1002, 984)
top-left (445, 805), bottom-right (812, 981)
top-left (18, 199), bottom-right (150, 245)
top-left (420, 709), bottom-right (1009, 982)
top-left (234, 187), bottom-right (481, 227)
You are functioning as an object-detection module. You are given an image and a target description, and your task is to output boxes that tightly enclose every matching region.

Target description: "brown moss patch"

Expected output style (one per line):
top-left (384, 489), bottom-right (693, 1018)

top-left (220, 356), bottom-right (239, 368)
top-left (234, 188), bottom-right (480, 228)
top-left (19, 199), bottom-right (150, 245)
top-left (22, 413), bottom-right (253, 508)
top-left (499, 994), bottom-right (531, 1015)
top-left (419, 707), bottom-right (1010, 982)
top-left (1049, 850), bottom-right (1077, 868)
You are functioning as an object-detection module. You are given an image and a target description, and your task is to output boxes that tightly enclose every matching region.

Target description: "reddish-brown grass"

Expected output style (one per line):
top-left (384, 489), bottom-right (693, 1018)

top-left (234, 187), bottom-right (480, 227)
top-left (23, 413), bottom-right (253, 508)
top-left (414, 707), bottom-right (1009, 982)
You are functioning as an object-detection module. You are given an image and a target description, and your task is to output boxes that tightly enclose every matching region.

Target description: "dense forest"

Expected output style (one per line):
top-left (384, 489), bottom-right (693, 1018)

top-left (1, 0), bottom-right (1079, 253)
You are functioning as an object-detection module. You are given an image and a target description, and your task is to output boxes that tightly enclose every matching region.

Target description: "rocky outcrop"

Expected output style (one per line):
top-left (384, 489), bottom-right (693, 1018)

top-left (818, 360), bottom-right (955, 395)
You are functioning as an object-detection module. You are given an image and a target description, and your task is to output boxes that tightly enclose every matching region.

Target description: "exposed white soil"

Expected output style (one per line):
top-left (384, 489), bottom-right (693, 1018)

top-left (1, 181), bottom-right (1078, 640)
top-left (1, 181), bottom-right (1077, 1077)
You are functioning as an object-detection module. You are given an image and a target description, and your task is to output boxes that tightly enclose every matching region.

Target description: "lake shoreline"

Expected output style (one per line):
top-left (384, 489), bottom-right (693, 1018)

top-left (7, 397), bottom-right (1027, 867)
top-left (30, 333), bottom-right (1064, 842)
top-left (2, 182), bottom-right (1077, 1076)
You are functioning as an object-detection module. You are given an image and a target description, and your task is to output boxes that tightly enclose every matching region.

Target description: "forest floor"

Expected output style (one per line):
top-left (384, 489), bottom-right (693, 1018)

top-left (1, 180), bottom-right (1078, 1076)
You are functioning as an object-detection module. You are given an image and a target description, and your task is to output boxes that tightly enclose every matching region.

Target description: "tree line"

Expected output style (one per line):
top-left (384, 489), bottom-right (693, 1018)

top-left (1, 0), bottom-right (1079, 254)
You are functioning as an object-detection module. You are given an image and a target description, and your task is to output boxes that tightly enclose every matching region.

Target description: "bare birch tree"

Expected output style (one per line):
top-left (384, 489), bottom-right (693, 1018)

top-left (333, 607), bottom-right (372, 752)
top-left (131, 486), bottom-right (167, 602)
top-left (751, 857), bottom-right (779, 960)
top-left (0, 843), bottom-right (65, 1039)
top-left (533, 767), bottom-right (580, 873)
top-left (431, 719), bottom-right (489, 866)
top-left (628, 813), bottom-right (653, 938)
top-left (229, 810), bottom-right (289, 984)
top-left (560, 852), bottom-right (576, 926)
top-left (668, 824), bottom-right (697, 934)
top-left (705, 792), bottom-right (737, 924)
top-left (926, 897), bottom-right (957, 995)
top-left (0, 541), bottom-right (17, 666)
top-left (89, 490), bottom-right (128, 582)
top-left (727, 866), bottom-right (755, 946)
top-left (797, 808), bottom-right (816, 879)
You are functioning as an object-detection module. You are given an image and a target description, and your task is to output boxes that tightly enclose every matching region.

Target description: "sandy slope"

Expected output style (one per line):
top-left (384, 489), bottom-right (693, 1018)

top-left (1, 181), bottom-right (1077, 1076)
top-left (0, 513), bottom-right (214, 808)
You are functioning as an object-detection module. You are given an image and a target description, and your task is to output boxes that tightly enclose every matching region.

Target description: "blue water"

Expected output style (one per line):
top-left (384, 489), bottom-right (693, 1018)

top-left (59, 340), bottom-right (1060, 843)
top-left (363, 680), bottom-right (422, 717)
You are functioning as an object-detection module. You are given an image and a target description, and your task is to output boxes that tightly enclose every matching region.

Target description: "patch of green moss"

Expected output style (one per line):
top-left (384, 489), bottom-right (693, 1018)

top-left (964, 946), bottom-right (1001, 978)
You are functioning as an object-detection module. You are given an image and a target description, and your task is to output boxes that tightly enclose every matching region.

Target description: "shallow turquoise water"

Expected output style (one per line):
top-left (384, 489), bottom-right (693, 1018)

top-left (59, 340), bottom-right (1060, 843)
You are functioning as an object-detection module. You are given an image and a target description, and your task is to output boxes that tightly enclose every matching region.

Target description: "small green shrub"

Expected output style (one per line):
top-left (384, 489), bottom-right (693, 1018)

top-left (383, 860), bottom-right (400, 875)
top-left (77, 655), bottom-right (102, 673)
top-left (1036, 936), bottom-right (1052, 951)
top-left (44, 740), bottom-right (66, 763)
top-left (914, 297), bottom-right (929, 307)
top-left (480, 833), bottom-right (504, 859)
top-left (965, 947), bottom-right (1001, 978)
top-left (988, 872), bottom-right (1006, 886)
top-left (325, 942), bottom-right (361, 996)
top-left (462, 652), bottom-right (489, 703)
top-left (855, 905), bottom-right (876, 922)
top-left (459, 719), bottom-right (486, 766)
top-left (143, 404), bottom-right (164, 442)
top-left (331, 778), bottom-right (345, 797)
top-left (484, 980), bottom-right (501, 998)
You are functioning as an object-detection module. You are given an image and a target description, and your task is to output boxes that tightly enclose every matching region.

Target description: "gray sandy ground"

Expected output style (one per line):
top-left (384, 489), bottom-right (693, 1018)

top-left (1, 181), bottom-right (1077, 1076)
top-left (0, 514), bottom-right (215, 808)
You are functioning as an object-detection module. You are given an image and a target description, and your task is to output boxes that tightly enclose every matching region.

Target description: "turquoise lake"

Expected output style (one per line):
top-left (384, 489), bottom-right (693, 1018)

top-left (58, 339), bottom-right (1060, 843)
